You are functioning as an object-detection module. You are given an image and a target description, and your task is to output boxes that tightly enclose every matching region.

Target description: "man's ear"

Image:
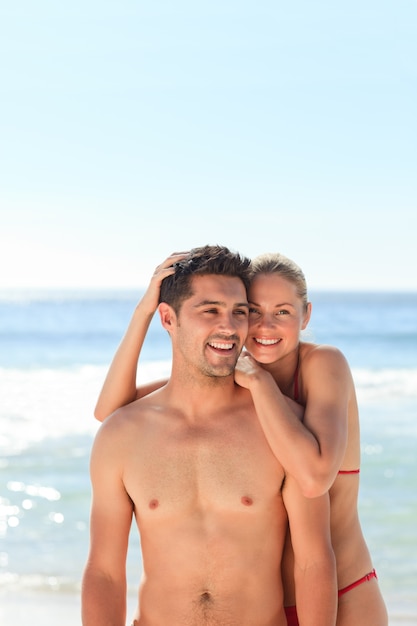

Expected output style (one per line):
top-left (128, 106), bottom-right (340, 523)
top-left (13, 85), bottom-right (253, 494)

top-left (158, 302), bottom-right (177, 332)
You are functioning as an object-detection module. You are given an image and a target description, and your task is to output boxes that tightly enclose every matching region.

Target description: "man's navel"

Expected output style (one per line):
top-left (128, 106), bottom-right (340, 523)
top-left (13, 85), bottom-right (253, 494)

top-left (199, 591), bottom-right (213, 604)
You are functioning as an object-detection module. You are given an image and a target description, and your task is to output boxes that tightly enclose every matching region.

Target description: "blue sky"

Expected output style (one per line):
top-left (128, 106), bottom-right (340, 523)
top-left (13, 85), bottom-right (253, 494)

top-left (1, 0), bottom-right (416, 291)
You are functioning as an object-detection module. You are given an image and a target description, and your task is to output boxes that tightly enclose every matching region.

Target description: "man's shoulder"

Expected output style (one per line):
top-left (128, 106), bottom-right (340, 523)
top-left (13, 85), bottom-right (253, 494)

top-left (99, 392), bottom-right (165, 434)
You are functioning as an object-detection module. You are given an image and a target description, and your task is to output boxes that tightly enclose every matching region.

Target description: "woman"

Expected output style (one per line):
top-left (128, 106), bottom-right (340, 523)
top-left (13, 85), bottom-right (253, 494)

top-left (94, 251), bottom-right (387, 626)
top-left (233, 252), bottom-right (387, 626)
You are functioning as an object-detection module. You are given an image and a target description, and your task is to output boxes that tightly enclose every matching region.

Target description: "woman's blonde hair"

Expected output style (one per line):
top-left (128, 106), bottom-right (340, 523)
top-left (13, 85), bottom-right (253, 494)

top-left (250, 253), bottom-right (309, 310)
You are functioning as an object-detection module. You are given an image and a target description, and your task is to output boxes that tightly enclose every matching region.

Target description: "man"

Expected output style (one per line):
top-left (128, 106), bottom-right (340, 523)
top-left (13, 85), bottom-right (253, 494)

top-left (81, 245), bottom-right (336, 626)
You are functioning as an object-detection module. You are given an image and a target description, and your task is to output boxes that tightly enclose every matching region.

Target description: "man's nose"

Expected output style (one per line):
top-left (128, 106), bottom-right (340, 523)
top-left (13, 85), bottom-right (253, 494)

top-left (218, 312), bottom-right (240, 332)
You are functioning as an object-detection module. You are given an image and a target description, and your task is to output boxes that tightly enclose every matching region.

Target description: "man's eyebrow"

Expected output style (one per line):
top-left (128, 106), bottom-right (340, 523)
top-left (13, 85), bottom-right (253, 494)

top-left (194, 300), bottom-right (249, 309)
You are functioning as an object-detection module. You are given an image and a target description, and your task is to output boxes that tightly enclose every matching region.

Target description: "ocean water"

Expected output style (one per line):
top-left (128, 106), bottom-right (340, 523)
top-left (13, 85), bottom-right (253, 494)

top-left (0, 289), bottom-right (416, 621)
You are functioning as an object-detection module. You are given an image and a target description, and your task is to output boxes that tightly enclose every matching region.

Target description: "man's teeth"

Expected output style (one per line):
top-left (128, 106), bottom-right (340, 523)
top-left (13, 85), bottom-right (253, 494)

top-left (209, 342), bottom-right (234, 350)
top-left (255, 338), bottom-right (279, 345)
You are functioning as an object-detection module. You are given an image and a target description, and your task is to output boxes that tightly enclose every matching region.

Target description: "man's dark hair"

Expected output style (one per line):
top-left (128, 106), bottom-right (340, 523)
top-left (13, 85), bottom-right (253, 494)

top-left (159, 245), bottom-right (251, 314)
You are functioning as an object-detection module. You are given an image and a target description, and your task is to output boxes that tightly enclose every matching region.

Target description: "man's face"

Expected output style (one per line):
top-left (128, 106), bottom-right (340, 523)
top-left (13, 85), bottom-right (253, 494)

top-left (171, 274), bottom-right (249, 379)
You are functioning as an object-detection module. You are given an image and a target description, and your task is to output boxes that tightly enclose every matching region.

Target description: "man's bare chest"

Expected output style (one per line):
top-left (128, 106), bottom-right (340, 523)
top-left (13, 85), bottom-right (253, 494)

top-left (123, 419), bottom-right (284, 516)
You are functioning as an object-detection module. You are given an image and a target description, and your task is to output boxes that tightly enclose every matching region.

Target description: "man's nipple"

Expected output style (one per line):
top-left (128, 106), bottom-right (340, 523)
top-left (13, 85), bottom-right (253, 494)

top-left (241, 496), bottom-right (253, 506)
top-left (149, 499), bottom-right (159, 509)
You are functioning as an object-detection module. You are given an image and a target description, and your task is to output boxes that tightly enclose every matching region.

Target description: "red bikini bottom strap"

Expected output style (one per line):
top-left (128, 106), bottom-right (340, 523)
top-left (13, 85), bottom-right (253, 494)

top-left (284, 605), bottom-right (299, 626)
top-left (338, 569), bottom-right (377, 597)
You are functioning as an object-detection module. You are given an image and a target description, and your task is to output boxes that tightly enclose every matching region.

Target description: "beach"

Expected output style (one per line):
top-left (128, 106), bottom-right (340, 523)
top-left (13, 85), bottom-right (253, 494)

top-left (0, 590), bottom-right (140, 626)
top-left (1, 289), bottom-right (416, 625)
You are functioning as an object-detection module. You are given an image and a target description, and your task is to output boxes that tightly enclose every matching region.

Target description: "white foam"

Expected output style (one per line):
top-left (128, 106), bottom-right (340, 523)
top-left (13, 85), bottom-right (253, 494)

top-left (0, 361), bottom-right (172, 453)
top-left (352, 367), bottom-right (417, 403)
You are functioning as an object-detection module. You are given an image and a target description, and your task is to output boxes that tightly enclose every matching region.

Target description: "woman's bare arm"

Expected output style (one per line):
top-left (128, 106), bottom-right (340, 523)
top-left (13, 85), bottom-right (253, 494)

top-left (94, 252), bottom-right (188, 421)
top-left (235, 347), bottom-right (349, 497)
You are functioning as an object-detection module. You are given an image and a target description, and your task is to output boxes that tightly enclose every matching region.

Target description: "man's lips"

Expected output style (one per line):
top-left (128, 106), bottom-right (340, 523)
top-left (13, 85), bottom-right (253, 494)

top-left (208, 341), bottom-right (235, 351)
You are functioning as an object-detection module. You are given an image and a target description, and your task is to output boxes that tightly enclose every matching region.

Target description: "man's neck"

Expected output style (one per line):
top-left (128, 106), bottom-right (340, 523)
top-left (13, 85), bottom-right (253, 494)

top-left (164, 369), bottom-right (240, 421)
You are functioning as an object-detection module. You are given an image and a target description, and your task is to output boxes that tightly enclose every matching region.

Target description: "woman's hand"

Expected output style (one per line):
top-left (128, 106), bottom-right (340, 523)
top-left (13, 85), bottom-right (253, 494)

top-left (139, 251), bottom-right (189, 314)
top-left (234, 350), bottom-right (266, 390)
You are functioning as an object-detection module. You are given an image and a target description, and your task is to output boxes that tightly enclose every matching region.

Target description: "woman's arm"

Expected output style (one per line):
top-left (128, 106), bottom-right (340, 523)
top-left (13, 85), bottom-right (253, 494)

top-left (235, 346), bottom-right (349, 497)
top-left (283, 476), bottom-right (337, 625)
top-left (94, 252), bottom-right (188, 421)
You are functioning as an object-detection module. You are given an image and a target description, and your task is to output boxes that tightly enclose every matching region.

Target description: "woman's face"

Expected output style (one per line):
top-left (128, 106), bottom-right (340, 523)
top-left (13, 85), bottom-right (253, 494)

top-left (245, 273), bottom-right (311, 364)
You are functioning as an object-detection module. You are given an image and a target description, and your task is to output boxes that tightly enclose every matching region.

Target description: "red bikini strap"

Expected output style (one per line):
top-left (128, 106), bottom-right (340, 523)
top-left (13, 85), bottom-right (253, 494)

top-left (293, 359), bottom-right (299, 402)
top-left (338, 569), bottom-right (377, 597)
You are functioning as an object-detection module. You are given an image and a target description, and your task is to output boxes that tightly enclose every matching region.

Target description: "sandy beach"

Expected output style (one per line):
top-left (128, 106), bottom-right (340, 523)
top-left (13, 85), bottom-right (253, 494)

top-left (0, 590), bottom-right (139, 626)
top-left (0, 590), bottom-right (415, 626)
top-left (0, 590), bottom-right (82, 626)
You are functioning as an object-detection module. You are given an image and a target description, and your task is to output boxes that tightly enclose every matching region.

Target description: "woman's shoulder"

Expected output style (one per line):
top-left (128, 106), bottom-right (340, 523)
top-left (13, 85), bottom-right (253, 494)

top-left (299, 343), bottom-right (355, 399)
top-left (300, 342), bottom-right (351, 369)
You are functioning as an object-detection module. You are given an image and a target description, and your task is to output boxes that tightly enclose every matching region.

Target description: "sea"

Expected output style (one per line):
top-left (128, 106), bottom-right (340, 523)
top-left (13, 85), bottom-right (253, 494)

top-left (0, 289), bottom-right (416, 623)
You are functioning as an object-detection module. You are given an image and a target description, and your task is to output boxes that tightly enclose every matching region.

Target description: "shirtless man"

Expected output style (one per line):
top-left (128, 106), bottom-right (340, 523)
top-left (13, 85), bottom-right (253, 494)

top-left (81, 245), bottom-right (337, 626)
